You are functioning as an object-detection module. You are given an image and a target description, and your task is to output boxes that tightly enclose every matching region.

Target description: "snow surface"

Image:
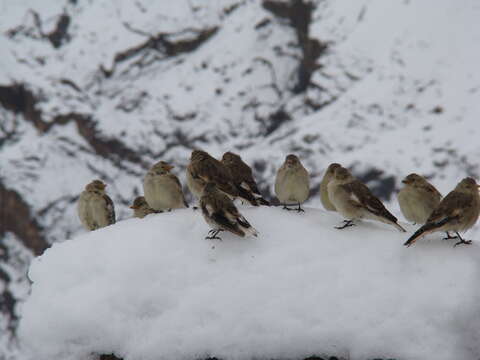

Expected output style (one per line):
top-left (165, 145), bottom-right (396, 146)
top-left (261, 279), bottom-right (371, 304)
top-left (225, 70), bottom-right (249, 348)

top-left (19, 207), bottom-right (480, 360)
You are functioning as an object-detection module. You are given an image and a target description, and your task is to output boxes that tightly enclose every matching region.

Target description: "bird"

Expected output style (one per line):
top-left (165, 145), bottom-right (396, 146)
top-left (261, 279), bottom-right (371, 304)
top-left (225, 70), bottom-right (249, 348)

top-left (143, 161), bottom-right (188, 211)
top-left (77, 180), bottom-right (115, 231)
top-left (274, 154), bottom-right (310, 212)
top-left (320, 163), bottom-right (341, 211)
top-left (186, 150), bottom-right (258, 206)
top-left (221, 151), bottom-right (270, 206)
top-left (328, 166), bottom-right (406, 232)
top-left (130, 196), bottom-right (159, 218)
top-left (398, 174), bottom-right (458, 241)
top-left (199, 182), bottom-right (258, 240)
top-left (404, 177), bottom-right (480, 247)
top-left (398, 173), bottom-right (442, 224)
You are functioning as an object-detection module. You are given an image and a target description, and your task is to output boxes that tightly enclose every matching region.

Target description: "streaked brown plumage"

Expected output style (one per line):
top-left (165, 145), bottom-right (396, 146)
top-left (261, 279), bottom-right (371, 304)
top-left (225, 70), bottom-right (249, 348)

top-left (404, 177), bottom-right (480, 247)
top-left (398, 173), bottom-right (442, 224)
top-left (199, 182), bottom-right (258, 239)
top-left (328, 167), bottom-right (406, 232)
top-left (130, 196), bottom-right (159, 218)
top-left (186, 150), bottom-right (258, 206)
top-left (320, 163), bottom-right (341, 211)
top-left (274, 154), bottom-right (310, 212)
top-left (221, 151), bottom-right (269, 206)
top-left (77, 180), bottom-right (115, 231)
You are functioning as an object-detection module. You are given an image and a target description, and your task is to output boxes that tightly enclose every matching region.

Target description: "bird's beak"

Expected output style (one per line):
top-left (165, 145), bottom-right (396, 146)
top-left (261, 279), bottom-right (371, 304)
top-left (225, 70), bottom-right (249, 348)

top-left (130, 205), bottom-right (137, 209)
top-left (100, 183), bottom-right (107, 189)
top-left (166, 165), bottom-right (174, 171)
top-left (402, 179), bottom-right (410, 184)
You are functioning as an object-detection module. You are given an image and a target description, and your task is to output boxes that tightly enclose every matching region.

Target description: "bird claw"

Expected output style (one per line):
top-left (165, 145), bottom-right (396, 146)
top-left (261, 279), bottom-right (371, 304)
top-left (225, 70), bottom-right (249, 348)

top-left (443, 234), bottom-right (459, 241)
top-left (335, 220), bottom-right (355, 230)
top-left (453, 239), bottom-right (472, 247)
top-left (205, 236), bottom-right (222, 240)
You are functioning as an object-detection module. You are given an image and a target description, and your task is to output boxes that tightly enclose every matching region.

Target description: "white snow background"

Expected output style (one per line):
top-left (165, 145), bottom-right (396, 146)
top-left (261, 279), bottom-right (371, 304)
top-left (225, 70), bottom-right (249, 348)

top-left (19, 207), bottom-right (480, 360)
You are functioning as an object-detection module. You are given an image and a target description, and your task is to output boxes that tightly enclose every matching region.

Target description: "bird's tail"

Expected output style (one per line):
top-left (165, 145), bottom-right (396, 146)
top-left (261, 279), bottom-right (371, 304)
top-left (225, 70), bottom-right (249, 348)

top-left (367, 212), bottom-right (406, 232)
top-left (236, 186), bottom-right (259, 206)
top-left (255, 197), bottom-right (270, 206)
top-left (237, 216), bottom-right (258, 237)
top-left (404, 217), bottom-right (453, 247)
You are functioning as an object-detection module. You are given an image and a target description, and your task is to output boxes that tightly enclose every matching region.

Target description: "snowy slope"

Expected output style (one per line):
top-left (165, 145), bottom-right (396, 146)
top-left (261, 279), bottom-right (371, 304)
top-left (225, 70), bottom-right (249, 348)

top-left (2, 0), bottom-right (480, 356)
top-left (19, 207), bottom-right (480, 360)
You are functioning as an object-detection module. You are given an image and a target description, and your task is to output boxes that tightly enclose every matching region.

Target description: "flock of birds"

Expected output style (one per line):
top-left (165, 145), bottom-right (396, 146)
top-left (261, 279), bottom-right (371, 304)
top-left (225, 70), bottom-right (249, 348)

top-left (77, 150), bottom-right (480, 247)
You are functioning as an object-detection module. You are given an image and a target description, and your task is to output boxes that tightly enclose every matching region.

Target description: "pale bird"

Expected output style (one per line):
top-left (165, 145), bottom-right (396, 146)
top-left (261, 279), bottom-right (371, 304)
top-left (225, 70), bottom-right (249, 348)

top-left (143, 161), bottom-right (188, 211)
top-left (328, 166), bottom-right (406, 232)
top-left (221, 151), bottom-right (269, 206)
top-left (404, 177), bottom-right (480, 247)
top-left (199, 182), bottom-right (258, 240)
top-left (320, 163), bottom-right (341, 211)
top-left (274, 154), bottom-right (310, 212)
top-left (77, 180), bottom-right (115, 231)
top-left (130, 196), bottom-right (159, 218)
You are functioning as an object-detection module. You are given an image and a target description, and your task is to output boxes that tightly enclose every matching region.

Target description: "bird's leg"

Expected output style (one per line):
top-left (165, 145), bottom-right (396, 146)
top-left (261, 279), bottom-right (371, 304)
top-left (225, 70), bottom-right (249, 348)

top-left (453, 232), bottom-right (472, 247)
top-left (335, 219), bottom-right (355, 230)
top-left (296, 203), bottom-right (305, 213)
top-left (205, 229), bottom-right (223, 240)
top-left (443, 231), bottom-right (459, 240)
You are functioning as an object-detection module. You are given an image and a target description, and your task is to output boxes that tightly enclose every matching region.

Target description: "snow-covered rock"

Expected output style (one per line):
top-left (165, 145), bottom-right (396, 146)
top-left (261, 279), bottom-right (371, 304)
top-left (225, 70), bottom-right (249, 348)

top-left (19, 207), bottom-right (480, 360)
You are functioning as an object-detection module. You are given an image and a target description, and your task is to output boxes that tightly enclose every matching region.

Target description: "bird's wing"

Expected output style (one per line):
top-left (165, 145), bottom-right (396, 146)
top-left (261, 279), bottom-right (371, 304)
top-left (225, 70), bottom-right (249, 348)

top-left (348, 181), bottom-right (398, 222)
top-left (103, 195), bottom-right (116, 225)
top-left (201, 199), bottom-right (245, 237)
top-left (194, 159), bottom-right (238, 195)
top-left (421, 182), bottom-right (442, 199)
top-left (427, 191), bottom-right (471, 224)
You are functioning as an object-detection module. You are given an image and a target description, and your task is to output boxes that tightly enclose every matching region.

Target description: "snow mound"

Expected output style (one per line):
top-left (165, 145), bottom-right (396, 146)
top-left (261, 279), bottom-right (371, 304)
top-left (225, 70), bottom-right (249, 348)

top-left (19, 207), bottom-right (480, 360)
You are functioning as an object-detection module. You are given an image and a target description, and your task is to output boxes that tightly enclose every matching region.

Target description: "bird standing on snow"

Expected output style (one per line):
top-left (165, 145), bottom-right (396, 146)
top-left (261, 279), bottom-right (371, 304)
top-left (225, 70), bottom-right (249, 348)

top-left (221, 151), bottom-right (269, 206)
top-left (186, 150), bottom-right (258, 206)
top-left (398, 173), bottom-right (442, 224)
top-left (320, 163), bottom-right (341, 211)
top-left (274, 154), bottom-right (310, 212)
top-left (404, 177), bottom-right (480, 247)
top-left (328, 166), bottom-right (406, 232)
top-left (199, 182), bottom-right (258, 240)
top-left (130, 196), bottom-right (159, 218)
top-left (143, 161), bottom-right (188, 211)
top-left (78, 180), bottom-right (115, 231)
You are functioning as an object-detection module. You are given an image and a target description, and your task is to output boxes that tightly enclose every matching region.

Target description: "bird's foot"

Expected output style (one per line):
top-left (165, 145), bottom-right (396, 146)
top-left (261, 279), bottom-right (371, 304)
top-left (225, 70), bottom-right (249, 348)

top-left (282, 205), bottom-right (294, 211)
top-left (296, 204), bottom-right (305, 213)
top-left (453, 239), bottom-right (472, 247)
top-left (206, 229), bottom-right (223, 240)
top-left (443, 232), bottom-right (459, 241)
top-left (192, 206), bottom-right (199, 211)
top-left (335, 220), bottom-right (355, 230)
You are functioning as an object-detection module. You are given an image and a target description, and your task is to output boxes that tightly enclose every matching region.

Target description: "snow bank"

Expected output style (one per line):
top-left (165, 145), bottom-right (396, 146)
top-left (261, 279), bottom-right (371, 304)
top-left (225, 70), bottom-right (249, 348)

top-left (19, 207), bottom-right (480, 360)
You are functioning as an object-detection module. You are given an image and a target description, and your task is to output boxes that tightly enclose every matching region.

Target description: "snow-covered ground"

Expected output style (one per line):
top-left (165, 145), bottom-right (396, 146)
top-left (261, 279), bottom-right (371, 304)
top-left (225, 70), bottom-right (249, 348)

top-left (2, 0), bottom-right (480, 358)
top-left (19, 207), bottom-right (480, 360)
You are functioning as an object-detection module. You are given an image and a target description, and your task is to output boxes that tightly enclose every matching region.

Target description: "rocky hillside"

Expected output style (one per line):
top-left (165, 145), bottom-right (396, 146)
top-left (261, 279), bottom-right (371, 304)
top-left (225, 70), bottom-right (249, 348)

top-left (1, 0), bottom-right (480, 357)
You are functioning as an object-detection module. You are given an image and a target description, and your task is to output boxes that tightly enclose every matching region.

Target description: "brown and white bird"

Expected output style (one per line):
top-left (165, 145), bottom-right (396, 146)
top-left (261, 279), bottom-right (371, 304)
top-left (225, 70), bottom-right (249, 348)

top-left (77, 180), bottom-right (115, 231)
top-left (221, 151), bottom-right (269, 206)
top-left (199, 182), bottom-right (258, 240)
top-left (130, 196), bottom-right (159, 219)
top-left (328, 166), bottom-right (406, 232)
top-left (320, 163), bottom-right (341, 211)
top-left (404, 177), bottom-right (480, 247)
top-left (397, 173), bottom-right (442, 224)
top-left (186, 150), bottom-right (258, 206)
top-left (274, 154), bottom-right (310, 212)
top-left (143, 161), bottom-right (188, 211)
